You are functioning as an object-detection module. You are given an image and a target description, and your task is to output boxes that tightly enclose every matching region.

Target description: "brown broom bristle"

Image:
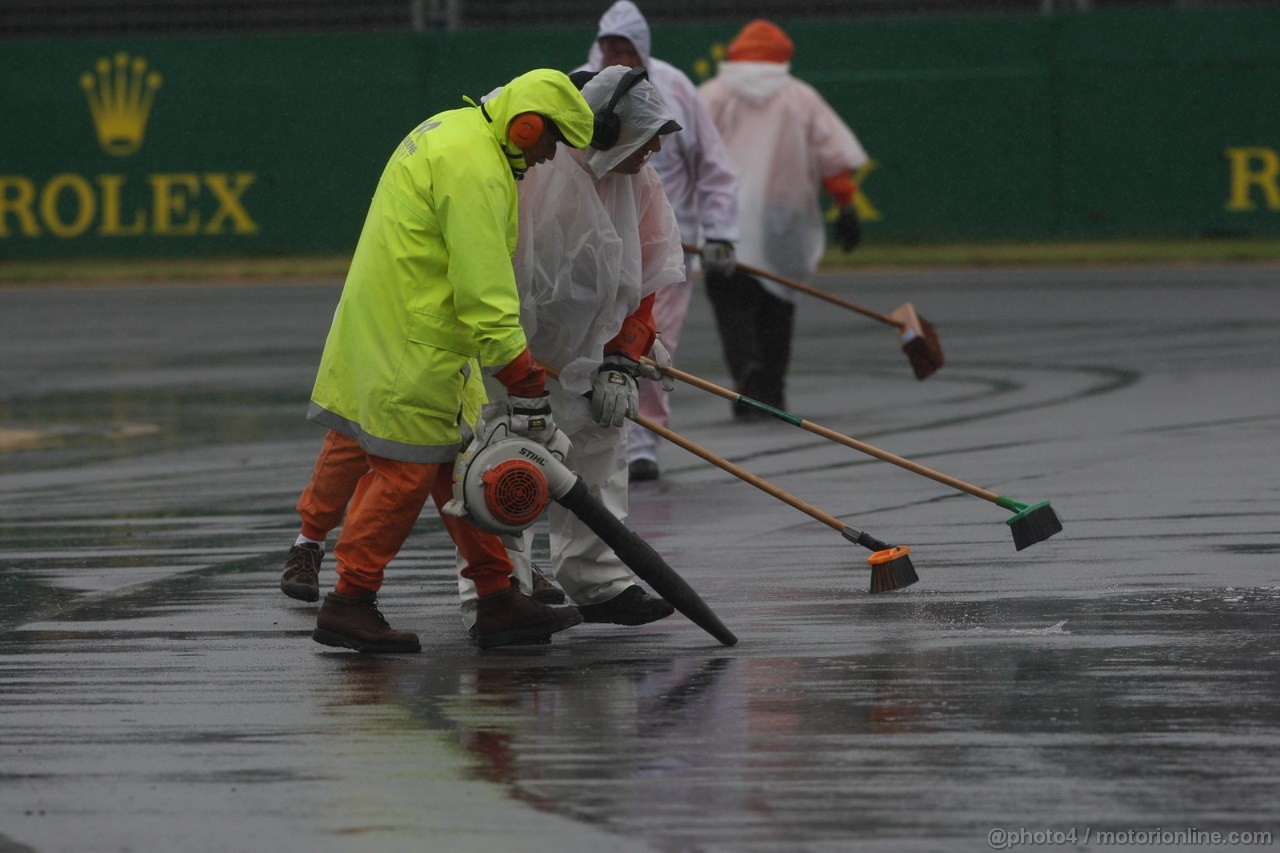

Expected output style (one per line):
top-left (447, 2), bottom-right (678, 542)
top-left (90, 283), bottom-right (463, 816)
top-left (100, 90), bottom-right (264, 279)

top-left (889, 302), bottom-right (944, 380)
top-left (902, 336), bottom-right (940, 381)
top-left (867, 546), bottom-right (918, 593)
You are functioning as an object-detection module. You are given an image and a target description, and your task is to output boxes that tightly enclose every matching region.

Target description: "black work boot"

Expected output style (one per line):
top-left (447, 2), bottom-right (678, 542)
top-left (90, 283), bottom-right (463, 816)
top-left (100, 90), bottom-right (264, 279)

top-left (312, 590), bottom-right (421, 653)
top-left (280, 543), bottom-right (322, 602)
top-left (628, 458), bottom-right (660, 482)
top-left (472, 581), bottom-right (582, 649)
top-left (579, 585), bottom-right (675, 626)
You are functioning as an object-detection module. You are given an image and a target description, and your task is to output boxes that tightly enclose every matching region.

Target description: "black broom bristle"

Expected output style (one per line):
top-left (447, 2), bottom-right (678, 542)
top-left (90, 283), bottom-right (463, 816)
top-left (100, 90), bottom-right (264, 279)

top-left (1008, 501), bottom-right (1063, 551)
top-left (868, 547), bottom-right (918, 593)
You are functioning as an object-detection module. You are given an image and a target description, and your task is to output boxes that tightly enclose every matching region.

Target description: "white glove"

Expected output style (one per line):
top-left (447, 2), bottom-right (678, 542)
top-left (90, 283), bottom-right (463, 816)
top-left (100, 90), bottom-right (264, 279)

top-left (507, 393), bottom-right (570, 454)
top-left (701, 240), bottom-right (736, 276)
top-left (590, 355), bottom-right (639, 428)
top-left (636, 335), bottom-right (674, 392)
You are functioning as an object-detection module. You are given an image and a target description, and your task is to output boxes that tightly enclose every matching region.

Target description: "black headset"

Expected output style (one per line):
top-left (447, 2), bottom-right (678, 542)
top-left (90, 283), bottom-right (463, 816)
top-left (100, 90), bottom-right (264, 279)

top-left (570, 66), bottom-right (650, 151)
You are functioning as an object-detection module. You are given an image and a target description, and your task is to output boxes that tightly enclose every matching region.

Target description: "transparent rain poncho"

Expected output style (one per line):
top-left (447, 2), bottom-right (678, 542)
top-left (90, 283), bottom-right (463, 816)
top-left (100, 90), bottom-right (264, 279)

top-left (699, 61), bottom-right (867, 296)
top-left (513, 66), bottom-right (684, 404)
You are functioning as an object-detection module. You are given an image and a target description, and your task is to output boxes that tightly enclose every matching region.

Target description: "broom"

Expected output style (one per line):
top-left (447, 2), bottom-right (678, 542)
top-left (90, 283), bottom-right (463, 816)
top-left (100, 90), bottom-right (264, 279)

top-left (630, 412), bottom-right (918, 593)
top-left (683, 243), bottom-right (944, 380)
top-left (538, 362), bottom-right (916, 592)
top-left (651, 360), bottom-right (1063, 551)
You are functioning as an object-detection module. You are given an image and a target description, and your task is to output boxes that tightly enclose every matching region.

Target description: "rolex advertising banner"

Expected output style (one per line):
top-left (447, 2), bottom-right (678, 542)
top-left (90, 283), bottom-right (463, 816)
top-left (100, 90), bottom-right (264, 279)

top-left (2, 9), bottom-right (1278, 261)
top-left (1, 34), bottom-right (433, 259)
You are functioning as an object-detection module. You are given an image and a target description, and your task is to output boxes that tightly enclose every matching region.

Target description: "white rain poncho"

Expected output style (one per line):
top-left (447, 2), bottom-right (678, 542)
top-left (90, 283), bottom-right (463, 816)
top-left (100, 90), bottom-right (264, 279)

top-left (582, 1), bottom-right (739, 246)
top-left (699, 60), bottom-right (867, 298)
top-left (580, 66), bottom-right (681, 178)
top-left (513, 65), bottom-right (685, 407)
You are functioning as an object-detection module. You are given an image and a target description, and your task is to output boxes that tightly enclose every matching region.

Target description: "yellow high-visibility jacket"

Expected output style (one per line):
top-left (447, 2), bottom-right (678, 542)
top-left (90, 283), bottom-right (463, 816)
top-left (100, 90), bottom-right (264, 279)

top-left (308, 70), bottom-right (594, 462)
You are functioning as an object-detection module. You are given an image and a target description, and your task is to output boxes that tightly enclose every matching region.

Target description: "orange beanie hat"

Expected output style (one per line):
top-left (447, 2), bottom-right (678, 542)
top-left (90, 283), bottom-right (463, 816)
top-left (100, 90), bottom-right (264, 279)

top-left (726, 19), bottom-right (794, 64)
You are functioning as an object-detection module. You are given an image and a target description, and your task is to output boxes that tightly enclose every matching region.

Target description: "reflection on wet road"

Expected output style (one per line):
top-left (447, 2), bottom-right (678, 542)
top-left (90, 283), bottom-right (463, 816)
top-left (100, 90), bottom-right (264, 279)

top-left (2, 267), bottom-right (1278, 851)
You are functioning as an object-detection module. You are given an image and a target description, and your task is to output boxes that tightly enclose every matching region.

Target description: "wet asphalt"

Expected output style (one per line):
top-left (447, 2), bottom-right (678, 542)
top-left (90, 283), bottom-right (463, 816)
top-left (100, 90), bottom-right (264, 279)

top-left (1, 264), bottom-right (1278, 853)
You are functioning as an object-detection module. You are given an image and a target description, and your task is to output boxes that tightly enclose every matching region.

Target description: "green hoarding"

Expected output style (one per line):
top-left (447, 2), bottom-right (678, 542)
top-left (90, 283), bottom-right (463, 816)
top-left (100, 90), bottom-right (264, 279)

top-left (2, 8), bottom-right (1277, 260)
top-left (1, 33), bottom-right (432, 259)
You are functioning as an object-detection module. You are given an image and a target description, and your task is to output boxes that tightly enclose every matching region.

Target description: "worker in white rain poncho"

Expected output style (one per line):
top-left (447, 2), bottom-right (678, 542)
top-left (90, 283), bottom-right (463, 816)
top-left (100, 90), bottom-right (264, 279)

top-left (580, 1), bottom-right (741, 483)
top-left (698, 19), bottom-right (869, 416)
top-left (458, 65), bottom-right (688, 630)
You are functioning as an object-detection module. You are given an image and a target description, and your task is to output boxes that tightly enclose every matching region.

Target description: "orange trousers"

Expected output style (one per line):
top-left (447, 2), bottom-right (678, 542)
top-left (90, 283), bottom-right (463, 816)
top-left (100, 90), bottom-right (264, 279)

top-left (295, 430), bottom-right (513, 597)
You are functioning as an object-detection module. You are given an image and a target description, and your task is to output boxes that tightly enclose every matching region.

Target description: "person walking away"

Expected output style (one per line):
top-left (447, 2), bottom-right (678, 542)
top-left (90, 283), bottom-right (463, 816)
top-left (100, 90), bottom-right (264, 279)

top-left (283, 69), bottom-right (595, 652)
top-left (697, 19), bottom-right (868, 417)
top-left (580, 0), bottom-right (740, 482)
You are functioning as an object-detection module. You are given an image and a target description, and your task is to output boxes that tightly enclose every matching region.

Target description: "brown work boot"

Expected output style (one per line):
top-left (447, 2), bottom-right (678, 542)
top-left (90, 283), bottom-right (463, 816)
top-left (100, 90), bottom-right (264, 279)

top-left (472, 581), bottom-right (582, 649)
top-left (312, 590), bottom-right (421, 654)
top-left (529, 562), bottom-right (567, 604)
top-left (280, 543), bottom-right (322, 602)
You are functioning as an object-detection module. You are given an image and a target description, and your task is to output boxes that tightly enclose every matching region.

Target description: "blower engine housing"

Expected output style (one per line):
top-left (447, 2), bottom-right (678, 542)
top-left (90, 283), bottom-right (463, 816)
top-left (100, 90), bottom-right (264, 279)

top-left (443, 412), bottom-right (573, 537)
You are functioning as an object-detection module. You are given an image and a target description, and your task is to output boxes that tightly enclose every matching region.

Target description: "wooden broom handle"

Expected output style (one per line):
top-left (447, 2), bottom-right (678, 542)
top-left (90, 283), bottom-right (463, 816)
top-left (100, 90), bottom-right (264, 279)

top-left (630, 413), bottom-right (847, 533)
top-left (539, 361), bottom-right (846, 530)
top-left (652, 359), bottom-right (1003, 506)
top-left (681, 242), bottom-right (899, 329)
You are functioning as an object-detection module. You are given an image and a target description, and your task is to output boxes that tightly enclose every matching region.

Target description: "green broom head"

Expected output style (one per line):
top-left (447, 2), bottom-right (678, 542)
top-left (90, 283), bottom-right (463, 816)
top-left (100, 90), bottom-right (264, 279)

top-left (1000, 498), bottom-right (1063, 551)
top-left (867, 546), bottom-right (918, 593)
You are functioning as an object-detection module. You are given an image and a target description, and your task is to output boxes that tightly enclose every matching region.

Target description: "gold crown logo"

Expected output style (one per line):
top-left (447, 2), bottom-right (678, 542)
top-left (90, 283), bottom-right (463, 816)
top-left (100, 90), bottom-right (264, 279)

top-left (80, 53), bottom-right (163, 157)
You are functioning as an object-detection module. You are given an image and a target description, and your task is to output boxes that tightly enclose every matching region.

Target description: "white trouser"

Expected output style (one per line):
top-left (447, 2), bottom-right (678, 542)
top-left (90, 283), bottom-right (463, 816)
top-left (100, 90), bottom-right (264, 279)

top-left (628, 257), bottom-right (694, 464)
top-left (458, 382), bottom-right (635, 627)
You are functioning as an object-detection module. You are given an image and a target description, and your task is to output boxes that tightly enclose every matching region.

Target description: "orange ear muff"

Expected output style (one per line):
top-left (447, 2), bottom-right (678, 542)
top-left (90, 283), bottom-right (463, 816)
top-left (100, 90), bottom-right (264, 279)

top-left (508, 112), bottom-right (545, 149)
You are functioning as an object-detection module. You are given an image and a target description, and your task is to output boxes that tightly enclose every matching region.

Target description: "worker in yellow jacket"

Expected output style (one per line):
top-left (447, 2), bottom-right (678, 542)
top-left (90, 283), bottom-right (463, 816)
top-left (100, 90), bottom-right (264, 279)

top-left (287, 69), bottom-right (595, 653)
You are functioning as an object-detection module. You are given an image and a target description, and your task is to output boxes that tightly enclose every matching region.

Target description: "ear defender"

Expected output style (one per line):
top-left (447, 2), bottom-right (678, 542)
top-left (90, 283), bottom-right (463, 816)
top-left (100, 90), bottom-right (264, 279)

top-left (592, 109), bottom-right (622, 151)
top-left (508, 112), bottom-right (545, 149)
top-left (590, 66), bottom-right (649, 151)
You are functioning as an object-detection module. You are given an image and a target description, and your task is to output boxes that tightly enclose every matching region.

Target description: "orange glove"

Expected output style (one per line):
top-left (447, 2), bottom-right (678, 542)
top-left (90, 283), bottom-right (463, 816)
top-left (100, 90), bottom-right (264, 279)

top-left (604, 294), bottom-right (657, 362)
top-left (491, 347), bottom-right (545, 397)
top-left (823, 170), bottom-right (857, 207)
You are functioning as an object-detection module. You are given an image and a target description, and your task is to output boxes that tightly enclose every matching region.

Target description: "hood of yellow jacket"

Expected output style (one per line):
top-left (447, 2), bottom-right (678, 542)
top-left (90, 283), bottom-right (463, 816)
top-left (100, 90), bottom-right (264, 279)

top-left (483, 69), bottom-right (595, 173)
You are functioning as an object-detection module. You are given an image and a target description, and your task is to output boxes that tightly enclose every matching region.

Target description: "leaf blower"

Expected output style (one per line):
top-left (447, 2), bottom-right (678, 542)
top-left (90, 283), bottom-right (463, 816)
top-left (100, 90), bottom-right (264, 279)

top-left (442, 410), bottom-right (737, 646)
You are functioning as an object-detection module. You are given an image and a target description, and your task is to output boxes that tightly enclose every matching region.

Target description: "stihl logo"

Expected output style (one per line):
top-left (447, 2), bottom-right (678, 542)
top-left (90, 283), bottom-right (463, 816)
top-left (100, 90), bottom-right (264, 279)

top-left (518, 446), bottom-right (547, 465)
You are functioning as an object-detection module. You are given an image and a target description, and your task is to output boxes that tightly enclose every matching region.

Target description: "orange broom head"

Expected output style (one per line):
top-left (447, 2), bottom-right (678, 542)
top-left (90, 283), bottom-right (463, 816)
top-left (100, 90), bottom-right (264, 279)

top-left (888, 302), bottom-right (944, 381)
top-left (867, 546), bottom-right (918, 593)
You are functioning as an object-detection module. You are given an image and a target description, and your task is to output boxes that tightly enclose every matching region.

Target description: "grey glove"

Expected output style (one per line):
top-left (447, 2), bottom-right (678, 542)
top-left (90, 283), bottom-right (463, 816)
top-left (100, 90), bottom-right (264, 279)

top-left (507, 393), bottom-right (567, 450)
top-left (590, 355), bottom-right (639, 428)
top-left (636, 335), bottom-right (674, 392)
top-left (700, 240), bottom-right (736, 276)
